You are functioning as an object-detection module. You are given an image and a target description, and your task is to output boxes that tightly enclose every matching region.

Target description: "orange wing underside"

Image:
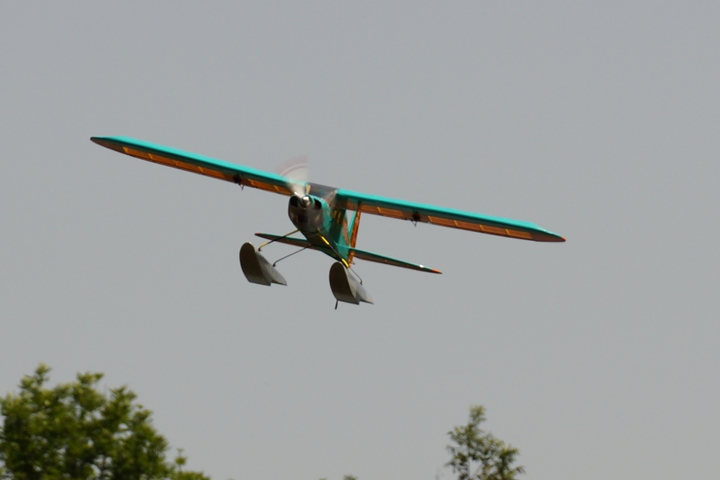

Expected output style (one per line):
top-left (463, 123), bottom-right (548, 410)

top-left (119, 146), bottom-right (292, 195)
top-left (358, 204), bottom-right (543, 241)
top-left (92, 136), bottom-right (564, 244)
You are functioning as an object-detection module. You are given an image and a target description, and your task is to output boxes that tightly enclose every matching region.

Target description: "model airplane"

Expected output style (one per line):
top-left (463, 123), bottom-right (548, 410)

top-left (91, 136), bottom-right (565, 306)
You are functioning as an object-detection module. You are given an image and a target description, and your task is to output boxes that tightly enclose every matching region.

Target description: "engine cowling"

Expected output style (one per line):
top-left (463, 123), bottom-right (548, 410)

top-left (288, 195), bottom-right (324, 231)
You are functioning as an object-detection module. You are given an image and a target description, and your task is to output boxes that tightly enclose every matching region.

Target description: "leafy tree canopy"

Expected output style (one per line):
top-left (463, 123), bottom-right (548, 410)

top-left (0, 364), bottom-right (209, 480)
top-left (446, 405), bottom-right (524, 480)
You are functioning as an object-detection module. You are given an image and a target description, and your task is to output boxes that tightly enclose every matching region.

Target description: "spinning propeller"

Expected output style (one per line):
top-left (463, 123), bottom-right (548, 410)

top-left (276, 155), bottom-right (310, 201)
top-left (276, 155), bottom-right (338, 206)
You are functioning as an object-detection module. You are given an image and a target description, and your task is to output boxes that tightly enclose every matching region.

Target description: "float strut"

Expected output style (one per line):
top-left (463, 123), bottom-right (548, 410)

top-left (258, 229), bottom-right (299, 251)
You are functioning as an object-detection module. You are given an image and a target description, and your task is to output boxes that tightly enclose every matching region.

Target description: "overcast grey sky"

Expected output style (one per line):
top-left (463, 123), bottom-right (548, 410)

top-left (1, 2), bottom-right (718, 479)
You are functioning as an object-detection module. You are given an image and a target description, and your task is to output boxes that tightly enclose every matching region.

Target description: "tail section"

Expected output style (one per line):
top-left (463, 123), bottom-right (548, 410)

top-left (254, 232), bottom-right (440, 274)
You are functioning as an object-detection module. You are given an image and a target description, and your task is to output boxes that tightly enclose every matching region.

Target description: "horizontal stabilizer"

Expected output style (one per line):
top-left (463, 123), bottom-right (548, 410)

top-left (349, 247), bottom-right (441, 274)
top-left (255, 233), bottom-right (314, 249)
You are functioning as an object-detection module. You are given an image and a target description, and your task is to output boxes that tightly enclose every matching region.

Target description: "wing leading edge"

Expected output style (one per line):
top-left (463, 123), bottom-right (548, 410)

top-left (90, 136), bottom-right (292, 195)
top-left (334, 189), bottom-right (565, 242)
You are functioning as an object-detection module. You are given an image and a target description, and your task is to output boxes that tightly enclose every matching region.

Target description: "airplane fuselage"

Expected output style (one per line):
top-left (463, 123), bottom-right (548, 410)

top-left (287, 194), bottom-right (357, 267)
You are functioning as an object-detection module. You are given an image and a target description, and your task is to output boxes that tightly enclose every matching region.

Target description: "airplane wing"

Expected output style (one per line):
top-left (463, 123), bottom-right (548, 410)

top-left (334, 189), bottom-right (565, 242)
top-left (90, 136), bottom-right (293, 196)
top-left (91, 136), bottom-right (564, 242)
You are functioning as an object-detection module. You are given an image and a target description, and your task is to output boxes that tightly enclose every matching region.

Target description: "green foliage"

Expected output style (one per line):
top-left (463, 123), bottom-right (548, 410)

top-left (446, 406), bottom-right (524, 480)
top-left (0, 364), bottom-right (209, 480)
top-left (170, 450), bottom-right (210, 480)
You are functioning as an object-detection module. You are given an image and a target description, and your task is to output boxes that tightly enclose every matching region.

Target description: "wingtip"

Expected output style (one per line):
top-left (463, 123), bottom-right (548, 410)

top-left (90, 136), bottom-right (115, 149)
top-left (533, 231), bottom-right (566, 242)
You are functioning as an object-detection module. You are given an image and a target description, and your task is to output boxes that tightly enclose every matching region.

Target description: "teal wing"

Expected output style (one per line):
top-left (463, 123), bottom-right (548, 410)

top-left (334, 189), bottom-right (565, 242)
top-left (91, 136), bottom-right (293, 195)
top-left (349, 247), bottom-right (441, 274)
